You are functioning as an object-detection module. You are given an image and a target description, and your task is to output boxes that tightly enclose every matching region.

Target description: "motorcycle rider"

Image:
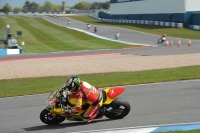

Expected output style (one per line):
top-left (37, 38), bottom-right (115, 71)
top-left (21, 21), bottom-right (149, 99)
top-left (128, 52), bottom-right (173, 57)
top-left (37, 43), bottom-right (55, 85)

top-left (61, 76), bottom-right (103, 122)
top-left (157, 34), bottom-right (167, 44)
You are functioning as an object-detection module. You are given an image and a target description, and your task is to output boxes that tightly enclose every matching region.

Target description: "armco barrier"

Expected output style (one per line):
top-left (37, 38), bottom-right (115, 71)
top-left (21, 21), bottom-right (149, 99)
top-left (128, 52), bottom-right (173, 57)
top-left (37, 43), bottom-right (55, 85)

top-left (189, 25), bottom-right (200, 30)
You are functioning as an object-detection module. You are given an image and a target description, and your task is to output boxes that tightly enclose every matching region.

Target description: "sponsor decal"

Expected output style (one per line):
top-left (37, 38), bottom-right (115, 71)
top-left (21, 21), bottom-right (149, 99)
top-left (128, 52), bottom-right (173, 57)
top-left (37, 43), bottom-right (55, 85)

top-left (89, 106), bottom-right (98, 117)
top-left (110, 89), bottom-right (115, 96)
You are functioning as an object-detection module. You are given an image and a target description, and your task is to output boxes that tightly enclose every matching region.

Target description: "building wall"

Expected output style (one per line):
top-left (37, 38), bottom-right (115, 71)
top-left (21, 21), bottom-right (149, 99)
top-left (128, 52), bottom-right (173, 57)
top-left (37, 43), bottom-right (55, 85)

top-left (185, 0), bottom-right (200, 24)
top-left (99, 0), bottom-right (200, 25)
top-left (192, 13), bottom-right (200, 25)
top-left (110, 0), bottom-right (186, 14)
top-left (185, 0), bottom-right (200, 11)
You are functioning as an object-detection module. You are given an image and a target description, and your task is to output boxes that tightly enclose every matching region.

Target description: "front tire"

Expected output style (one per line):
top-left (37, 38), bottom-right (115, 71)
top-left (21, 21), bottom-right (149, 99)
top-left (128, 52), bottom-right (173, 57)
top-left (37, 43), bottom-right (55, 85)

top-left (105, 98), bottom-right (131, 119)
top-left (40, 109), bottom-right (65, 125)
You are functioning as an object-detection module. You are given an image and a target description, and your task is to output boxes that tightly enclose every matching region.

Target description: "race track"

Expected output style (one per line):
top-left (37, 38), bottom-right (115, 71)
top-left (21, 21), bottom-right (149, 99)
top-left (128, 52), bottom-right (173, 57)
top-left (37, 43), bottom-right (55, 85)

top-left (0, 15), bottom-right (200, 133)
top-left (0, 80), bottom-right (200, 133)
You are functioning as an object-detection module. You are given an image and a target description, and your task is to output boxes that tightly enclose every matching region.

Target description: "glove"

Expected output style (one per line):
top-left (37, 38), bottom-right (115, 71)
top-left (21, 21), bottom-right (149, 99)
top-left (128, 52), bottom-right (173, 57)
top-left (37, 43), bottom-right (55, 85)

top-left (65, 107), bottom-right (77, 114)
top-left (62, 97), bottom-right (66, 103)
top-left (62, 84), bottom-right (66, 89)
top-left (67, 108), bottom-right (73, 114)
top-left (65, 107), bottom-right (73, 114)
top-left (58, 84), bottom-right (67, 94)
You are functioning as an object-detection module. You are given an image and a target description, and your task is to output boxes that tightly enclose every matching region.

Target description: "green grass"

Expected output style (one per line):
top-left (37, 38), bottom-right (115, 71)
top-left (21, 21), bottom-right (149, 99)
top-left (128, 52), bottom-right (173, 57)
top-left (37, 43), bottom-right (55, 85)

top-left (0, 65), bottom-right (200, 98)
top-left (0, 15), bottom-right (132, 53)
top-left (67, 15), bottom-right (200, 40)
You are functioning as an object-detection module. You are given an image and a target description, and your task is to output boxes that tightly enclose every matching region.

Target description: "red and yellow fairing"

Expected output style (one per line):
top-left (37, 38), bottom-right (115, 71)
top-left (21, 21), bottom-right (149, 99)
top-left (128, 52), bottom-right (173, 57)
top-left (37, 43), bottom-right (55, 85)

top-left (103, 87), bottom-right (125, 104)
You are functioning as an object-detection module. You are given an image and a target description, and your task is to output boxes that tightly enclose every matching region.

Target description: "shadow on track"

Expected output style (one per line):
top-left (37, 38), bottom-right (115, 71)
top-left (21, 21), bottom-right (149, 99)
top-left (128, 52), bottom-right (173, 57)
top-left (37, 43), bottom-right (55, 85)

top-left (23, 119), bottom-right (113, 132)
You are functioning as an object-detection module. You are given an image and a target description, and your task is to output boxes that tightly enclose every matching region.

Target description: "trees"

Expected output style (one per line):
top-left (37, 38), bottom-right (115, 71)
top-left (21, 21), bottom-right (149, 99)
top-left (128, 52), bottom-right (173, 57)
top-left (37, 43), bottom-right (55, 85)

top-left (2, 3), bottom-right (12, 12)
top-left (30, 2), bottom-right (39, 12)
top-left (23, 1), bottom-right (30, 12)
top-left (102, 1), bottom-right (110, 9)
top-left (23, 1), bottom-right (39, 12)
top-left (73, 1), bottom-right (110, 10)
top-left (22, 1), bottom-right (61, 12)
top-left (90, 1), bottom-right (110, 10)
top-left (13, 7), bottom-right (23, 12)
top-left (2, 1), bottom-right (110, 12)
top-left (91, 2), bottom-right (102, 10)
top-left (39, 1), bottom-right (61, 12)
top-left (74, 2), bottom-right (91, 10)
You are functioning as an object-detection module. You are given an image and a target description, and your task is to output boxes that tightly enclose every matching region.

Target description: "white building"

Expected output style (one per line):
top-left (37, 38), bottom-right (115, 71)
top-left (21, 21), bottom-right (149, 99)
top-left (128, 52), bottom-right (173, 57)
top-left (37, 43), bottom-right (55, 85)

top-left (98, 0), bottom-right (200, 25)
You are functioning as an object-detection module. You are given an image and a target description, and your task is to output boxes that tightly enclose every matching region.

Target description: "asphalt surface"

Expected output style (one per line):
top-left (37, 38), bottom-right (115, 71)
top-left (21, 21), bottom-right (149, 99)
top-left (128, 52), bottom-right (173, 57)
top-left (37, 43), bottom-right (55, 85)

top-left (0, 80), bottom-right (200, 133)
top-left (0, 15), bottom-right (200, 133)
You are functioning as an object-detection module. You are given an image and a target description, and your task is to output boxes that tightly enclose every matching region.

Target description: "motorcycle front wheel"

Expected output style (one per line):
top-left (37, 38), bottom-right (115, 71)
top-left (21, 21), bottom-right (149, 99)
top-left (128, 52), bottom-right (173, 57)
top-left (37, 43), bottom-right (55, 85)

top-left (40, 109), bottom-right (65, 125)
top-left (105, 98), bottom-right (131, 119)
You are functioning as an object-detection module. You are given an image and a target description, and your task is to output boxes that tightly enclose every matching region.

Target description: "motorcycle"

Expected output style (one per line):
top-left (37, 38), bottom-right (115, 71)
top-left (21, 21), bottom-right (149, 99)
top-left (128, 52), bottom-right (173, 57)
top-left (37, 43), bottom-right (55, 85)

top-left (157, 36), bottom-right (166, 44)
top-left (40, 86), bottom-right (131, 125)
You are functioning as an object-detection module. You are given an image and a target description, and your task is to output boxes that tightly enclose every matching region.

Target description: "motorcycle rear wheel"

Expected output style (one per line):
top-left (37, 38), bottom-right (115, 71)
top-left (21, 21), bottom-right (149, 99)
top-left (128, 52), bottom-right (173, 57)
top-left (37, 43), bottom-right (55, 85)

top-left (40, 109), bottom-right (65, 125)
top-left (105, 98), bottom-right (131, 119)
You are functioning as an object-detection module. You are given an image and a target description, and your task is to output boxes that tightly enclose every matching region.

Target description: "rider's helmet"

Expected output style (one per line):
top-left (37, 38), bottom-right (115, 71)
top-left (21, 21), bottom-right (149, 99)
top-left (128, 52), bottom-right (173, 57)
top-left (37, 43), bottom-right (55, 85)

top-left (66, 76), bottom-right (81, 92)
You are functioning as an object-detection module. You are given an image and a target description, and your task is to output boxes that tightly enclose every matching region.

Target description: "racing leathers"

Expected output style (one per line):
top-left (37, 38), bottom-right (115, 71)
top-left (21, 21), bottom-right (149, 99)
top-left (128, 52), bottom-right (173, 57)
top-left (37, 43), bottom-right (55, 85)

top-left (67, 81), bottom-right (103, 122)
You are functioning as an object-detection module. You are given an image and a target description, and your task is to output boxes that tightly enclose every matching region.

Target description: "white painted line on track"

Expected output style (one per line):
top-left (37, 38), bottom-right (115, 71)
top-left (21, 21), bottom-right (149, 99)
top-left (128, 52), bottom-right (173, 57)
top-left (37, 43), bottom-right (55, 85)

top-left (69, 122), bottom-right (200, 133)
top-left (118, 79), bottom-right (200, 88)
top-left (69, 127), bottom-right (157, 133)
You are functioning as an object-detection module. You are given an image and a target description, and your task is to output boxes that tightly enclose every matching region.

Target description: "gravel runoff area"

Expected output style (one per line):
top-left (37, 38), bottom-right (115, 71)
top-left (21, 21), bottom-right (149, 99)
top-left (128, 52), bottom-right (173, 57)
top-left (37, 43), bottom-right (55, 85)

top-left (0, 53), bottom-right (200, 80)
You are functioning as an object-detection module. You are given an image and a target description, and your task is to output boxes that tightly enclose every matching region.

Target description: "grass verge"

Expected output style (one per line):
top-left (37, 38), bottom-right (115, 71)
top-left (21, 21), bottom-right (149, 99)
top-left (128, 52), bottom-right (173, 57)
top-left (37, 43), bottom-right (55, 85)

top-left (0, 65), bottom-right (200, 98)
top-left (67, 15), bottom-right (200, 40)
top-left (0, 15), bottom-right (132, 53)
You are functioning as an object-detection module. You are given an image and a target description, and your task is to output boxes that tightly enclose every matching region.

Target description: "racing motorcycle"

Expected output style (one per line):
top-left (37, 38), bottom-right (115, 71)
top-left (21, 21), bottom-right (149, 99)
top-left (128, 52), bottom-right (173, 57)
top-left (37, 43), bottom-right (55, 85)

top-left (157, 35), bottom-right (166, 44)
top-left (40, 86), bottom-right (131, 125)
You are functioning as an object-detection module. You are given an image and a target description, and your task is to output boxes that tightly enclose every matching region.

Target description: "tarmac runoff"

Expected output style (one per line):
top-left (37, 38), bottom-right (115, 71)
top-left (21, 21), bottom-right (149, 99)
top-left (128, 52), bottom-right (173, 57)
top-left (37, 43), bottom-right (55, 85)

top-left (70, 123), bottom-right (200, 133)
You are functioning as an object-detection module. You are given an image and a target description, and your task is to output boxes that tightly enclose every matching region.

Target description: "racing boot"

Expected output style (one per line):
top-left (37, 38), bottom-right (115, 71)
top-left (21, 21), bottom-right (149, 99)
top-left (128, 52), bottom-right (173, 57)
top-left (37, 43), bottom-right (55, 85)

top-left (82, 113), bottom-right (97, 123)
top-left (95, 107), bottom-right (105, 119)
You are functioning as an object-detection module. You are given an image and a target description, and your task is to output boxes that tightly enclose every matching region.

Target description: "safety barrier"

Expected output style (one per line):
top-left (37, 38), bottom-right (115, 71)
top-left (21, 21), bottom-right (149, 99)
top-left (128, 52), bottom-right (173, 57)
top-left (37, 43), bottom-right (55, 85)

top-left (89, 15), bottom-right (183, 28)
top-left (189, 25), bottom-right (200, 30)
top-left (0, 49), bottom-right (22, 55)
top-left (0, 44), bottom-right (23, 55)
top-left (102, 18), bottom-right (183, 28)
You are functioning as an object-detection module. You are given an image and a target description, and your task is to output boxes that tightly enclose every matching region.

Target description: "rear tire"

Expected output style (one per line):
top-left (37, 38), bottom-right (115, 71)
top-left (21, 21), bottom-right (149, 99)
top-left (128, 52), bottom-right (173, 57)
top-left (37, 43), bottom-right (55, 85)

top-left (105, 98), bottom-right (131, 119)
top-left (40, 109), bottom-right (65, 125)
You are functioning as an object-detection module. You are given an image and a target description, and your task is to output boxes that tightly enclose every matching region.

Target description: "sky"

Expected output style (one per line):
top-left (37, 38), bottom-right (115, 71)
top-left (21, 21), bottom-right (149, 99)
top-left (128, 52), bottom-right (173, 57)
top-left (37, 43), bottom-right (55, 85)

top-left (0, 0), bottom-right (108, 8)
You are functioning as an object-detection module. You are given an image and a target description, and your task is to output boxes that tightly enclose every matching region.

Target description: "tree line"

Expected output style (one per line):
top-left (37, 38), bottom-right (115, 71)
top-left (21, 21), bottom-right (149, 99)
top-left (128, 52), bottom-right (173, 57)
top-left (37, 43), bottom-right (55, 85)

top-left (1, 1), bottom-right (110, 12)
